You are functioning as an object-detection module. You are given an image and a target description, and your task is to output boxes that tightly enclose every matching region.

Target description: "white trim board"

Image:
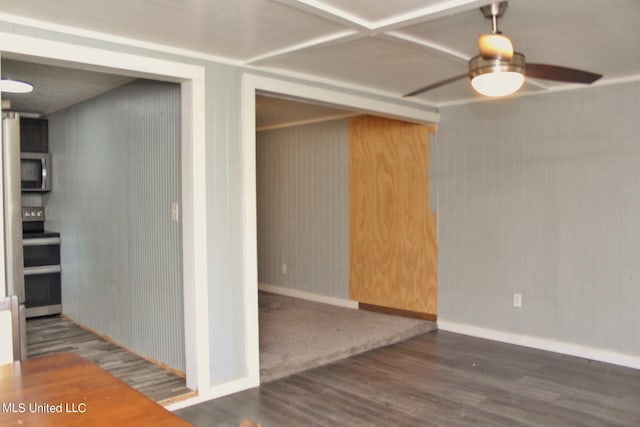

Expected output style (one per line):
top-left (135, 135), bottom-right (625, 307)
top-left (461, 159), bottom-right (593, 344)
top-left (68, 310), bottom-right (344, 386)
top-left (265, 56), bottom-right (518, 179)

top-left (0, 311), bottom-right (13, 364)
top-left (438, 319), bottom-right (640, 371)
top-left (249, 75), bottom-right (439, 124)
top-left (166, 376), bottom-right (260, 412)
top-left (0, 32), bottom-right (210, 391)
top-left (0, 12), bottom-right (243, 67)
top-left (256, 112), bottom-right (359, 132)
top-left (259, 283), bottom-right (358, 309)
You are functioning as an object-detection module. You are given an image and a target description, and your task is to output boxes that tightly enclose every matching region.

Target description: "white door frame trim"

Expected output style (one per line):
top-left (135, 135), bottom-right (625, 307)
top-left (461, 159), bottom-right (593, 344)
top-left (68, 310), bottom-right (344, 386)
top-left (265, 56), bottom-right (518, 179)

top-left (240, 73), bottom-right (440, 387)
top-left (0, 32), bottom-right (210, 391)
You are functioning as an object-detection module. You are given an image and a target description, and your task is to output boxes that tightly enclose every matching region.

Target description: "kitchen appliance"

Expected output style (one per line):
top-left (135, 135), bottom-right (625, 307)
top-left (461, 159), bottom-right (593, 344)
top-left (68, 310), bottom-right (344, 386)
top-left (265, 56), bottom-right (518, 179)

top-left (2, 112), bottom-right (27, 359)
top-left (21, 152), bottom-right (51, 192)
top-left (22, 206), bottom-right (62, 318)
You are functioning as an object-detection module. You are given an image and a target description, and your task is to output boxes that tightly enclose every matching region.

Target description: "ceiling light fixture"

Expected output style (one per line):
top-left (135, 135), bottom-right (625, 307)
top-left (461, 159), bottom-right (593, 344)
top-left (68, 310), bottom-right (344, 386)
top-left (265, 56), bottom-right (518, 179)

top-left (0, 78), bottom-right (34, 94)
top-left (405, 1), bottom-right (602, 99)
top-left (469, 52), bottom-right (525, 97)
top-left (471, 1), bottom-right (521, 97)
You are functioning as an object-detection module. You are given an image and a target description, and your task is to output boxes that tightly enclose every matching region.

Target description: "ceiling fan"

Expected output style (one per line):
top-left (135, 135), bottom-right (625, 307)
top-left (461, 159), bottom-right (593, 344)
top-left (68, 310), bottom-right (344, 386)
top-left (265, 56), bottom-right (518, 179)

top-left (404, 1), bottom-right (602, 98)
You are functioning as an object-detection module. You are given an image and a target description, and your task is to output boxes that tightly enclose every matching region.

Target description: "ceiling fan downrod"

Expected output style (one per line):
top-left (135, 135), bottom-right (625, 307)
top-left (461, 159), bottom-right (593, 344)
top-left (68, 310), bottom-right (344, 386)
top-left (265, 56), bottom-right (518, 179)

top-left (480, 1), bottom-right (508, 34)
top-left (477, 1), bottom-right (513, 60)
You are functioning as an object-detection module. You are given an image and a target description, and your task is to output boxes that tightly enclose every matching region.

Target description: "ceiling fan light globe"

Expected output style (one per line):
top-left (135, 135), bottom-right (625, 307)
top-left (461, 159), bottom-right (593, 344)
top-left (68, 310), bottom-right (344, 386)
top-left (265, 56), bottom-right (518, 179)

top-left (0, 78), bottom-right (34, 94)
top-left (478, 33), bottom-right (514, 59)
top-left (468, 53), bottom-right (526, 97)
top-left (471, 71), bottom-right (524, 97)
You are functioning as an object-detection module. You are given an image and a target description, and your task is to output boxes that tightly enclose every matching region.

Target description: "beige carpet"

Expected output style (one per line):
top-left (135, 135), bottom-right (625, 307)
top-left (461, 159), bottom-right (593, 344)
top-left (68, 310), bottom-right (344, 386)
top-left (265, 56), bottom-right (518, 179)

top-left (259, 292), bottom-right (437, 382)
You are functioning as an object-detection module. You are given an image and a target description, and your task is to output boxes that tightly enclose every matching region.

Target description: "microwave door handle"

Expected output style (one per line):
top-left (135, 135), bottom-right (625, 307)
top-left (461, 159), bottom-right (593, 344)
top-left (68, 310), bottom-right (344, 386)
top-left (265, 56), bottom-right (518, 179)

top-left (41, 158), bottom-right (47, 191)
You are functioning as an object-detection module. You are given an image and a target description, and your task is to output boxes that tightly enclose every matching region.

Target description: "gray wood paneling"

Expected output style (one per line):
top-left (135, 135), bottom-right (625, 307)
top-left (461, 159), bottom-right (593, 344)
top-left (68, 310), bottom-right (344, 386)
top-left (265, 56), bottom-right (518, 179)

top-left (434, 81), bottom-right (640, 357)
top-left (257, 119), bottom-right (349, 299)
top-left (46, 79), bottom-right (184, 371)
top-left (204, 64), bottom-right (248, 384)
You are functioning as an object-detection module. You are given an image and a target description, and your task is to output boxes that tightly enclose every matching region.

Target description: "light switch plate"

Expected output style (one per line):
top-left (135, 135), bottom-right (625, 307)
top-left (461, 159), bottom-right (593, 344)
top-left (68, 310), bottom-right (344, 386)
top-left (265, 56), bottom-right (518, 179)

top-left (171, 203), bottom-right (179, 222)
top-left (513, 293), bottom-right (522, 308)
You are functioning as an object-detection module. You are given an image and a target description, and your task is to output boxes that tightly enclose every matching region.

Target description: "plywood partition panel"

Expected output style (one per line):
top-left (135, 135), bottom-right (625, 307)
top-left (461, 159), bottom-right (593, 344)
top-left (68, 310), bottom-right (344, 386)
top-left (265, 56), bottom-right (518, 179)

top-left (349, 115), bottom-right (437, 315)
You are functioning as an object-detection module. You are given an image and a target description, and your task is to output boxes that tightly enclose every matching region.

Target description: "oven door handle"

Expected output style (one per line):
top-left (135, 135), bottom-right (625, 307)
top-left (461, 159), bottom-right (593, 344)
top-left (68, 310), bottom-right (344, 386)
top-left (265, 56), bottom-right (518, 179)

top-left (24, 265), bottom-right (61, 276)
top-left (23, 237), bottom-right (61, 246)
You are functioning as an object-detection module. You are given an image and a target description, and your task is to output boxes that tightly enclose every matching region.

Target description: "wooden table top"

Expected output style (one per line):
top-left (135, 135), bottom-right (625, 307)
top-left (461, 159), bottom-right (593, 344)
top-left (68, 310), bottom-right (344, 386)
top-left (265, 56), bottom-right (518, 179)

top-left (0, 352), bottom-right (191, 426)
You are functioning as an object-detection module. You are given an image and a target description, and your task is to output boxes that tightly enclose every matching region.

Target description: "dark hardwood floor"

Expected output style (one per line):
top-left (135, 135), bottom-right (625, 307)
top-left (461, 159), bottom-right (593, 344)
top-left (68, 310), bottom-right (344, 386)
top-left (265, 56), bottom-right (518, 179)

top-left (176, 331), bottom-right (640, 427)
top-left (26, 315), bottom-right (192, 404)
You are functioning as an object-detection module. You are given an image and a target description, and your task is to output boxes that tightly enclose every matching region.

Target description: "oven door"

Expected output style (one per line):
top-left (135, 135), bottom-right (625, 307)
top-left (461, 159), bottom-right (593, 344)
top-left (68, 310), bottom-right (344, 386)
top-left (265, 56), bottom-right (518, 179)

top-left (23, 237), bottom-right (60, 267)
top-left (24, 268), bottom-right (62, 317)
top-left (23, 236), bottom-right (61, 318)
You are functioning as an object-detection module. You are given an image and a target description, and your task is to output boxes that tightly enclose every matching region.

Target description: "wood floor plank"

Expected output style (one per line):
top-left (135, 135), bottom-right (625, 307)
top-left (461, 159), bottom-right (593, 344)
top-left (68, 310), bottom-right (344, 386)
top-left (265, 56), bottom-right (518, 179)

top-left (176, 331), bottom-right (640, 427)
top-left (0, 353), bottom-right (190, 426)
top-left (26, 315), bottom-right (191, 403)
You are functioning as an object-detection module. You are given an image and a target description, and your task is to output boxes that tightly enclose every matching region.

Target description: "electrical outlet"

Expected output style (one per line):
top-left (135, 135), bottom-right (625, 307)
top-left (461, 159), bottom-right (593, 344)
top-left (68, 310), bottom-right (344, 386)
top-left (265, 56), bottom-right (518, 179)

top-left (281, 263), bottom-right (287, 275)
top-left (171, 203), bottom-right (179, 222)
top-left (513, 293), bottom-right (522, 308)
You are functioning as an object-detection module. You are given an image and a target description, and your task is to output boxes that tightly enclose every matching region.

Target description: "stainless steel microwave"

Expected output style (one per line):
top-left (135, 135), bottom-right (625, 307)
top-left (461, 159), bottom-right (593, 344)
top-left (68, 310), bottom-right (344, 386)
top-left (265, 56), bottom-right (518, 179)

top-left (21, 152), bottom-right (51, 192)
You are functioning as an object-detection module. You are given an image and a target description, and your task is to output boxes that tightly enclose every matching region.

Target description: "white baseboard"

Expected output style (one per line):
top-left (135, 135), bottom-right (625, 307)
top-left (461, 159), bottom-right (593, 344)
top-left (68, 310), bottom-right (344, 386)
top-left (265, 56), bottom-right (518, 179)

top-left (165, 376), bottom-right (259, 411)
top-left (438, 319), bottom-right (640, 370)
top-left (258, 283), bottom-right (358, 309)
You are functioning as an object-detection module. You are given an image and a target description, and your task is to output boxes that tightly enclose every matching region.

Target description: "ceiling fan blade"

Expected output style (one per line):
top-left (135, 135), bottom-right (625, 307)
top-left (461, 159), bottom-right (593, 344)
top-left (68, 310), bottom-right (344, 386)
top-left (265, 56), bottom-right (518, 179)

top-left (404, 73), bottom-right (468, 97)
top-left (525, 63), bottom-right (602, 84)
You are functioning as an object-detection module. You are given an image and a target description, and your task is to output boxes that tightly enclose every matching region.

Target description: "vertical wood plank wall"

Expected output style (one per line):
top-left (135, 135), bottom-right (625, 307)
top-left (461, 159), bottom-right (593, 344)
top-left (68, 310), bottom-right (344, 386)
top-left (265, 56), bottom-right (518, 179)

top-left (435, 82), bottom-right (640, 356)
top-left (349, 115), bottom-right (437, 315)
top-left (47, 80), bottom-right (184, 371)
top-left (257, 120), bottom-right (349, 299)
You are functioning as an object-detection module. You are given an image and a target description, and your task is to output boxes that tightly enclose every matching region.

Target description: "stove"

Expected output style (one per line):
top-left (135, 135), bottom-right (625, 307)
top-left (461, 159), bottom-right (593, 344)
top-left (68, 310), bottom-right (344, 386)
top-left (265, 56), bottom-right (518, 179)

top-left (22, 206), bottom-right (61, 238)
top-left (21, 206), bottom-right (62, 317)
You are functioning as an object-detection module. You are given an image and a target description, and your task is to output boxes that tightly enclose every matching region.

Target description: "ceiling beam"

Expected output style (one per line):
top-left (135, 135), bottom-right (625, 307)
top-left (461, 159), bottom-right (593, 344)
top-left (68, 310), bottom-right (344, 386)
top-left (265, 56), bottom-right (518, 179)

top-left (245, 30), bottom-right (361, 65)
top-left (272, 0), bottom-right (487, 33)
top-left (269, 0), bottom-right (370, 30)
top-left (368, 0), bottom-right (488, 33)
top-left (383, 31), bottom-right (471, 62)
top-left (254, 0), bottom-right (488, 69)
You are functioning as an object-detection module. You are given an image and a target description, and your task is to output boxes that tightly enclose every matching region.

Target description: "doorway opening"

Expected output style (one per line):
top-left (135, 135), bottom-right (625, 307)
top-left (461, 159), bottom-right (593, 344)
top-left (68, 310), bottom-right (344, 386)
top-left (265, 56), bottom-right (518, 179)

top-left (0, 34), bottom-right (208, 397)
top-left (250, 87), bottom-right (439, 383)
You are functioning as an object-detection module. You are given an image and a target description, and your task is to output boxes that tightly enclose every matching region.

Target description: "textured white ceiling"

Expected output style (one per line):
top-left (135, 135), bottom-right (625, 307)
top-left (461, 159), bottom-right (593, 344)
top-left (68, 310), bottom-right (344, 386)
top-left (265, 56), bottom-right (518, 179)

top-left (1, 59), bottom-right (132, 115)
top-left (0, 0), bottom-right (639, 110)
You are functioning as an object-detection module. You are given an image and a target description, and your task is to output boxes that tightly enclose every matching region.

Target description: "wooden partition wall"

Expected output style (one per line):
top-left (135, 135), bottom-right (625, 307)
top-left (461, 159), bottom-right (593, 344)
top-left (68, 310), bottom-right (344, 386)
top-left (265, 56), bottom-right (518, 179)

top-left (349, 115), bottom-right (437, 316)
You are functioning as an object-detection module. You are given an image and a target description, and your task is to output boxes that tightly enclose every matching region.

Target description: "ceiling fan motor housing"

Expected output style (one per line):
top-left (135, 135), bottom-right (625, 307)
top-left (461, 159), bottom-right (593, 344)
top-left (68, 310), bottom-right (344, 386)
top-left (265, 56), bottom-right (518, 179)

top-left (469, 52), bottom-right (525, 78)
